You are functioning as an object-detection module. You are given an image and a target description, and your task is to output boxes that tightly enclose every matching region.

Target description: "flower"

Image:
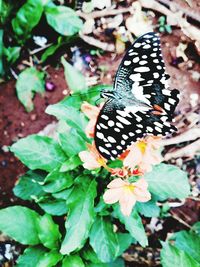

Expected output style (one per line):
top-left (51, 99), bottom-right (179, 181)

top-left (103, 178), bottom-right (151, 216)
top-left (79, 142), bottom-right (108, 170)
top-left (81, 102), bottom-right (101, 138)
top-left (123, 136), bottom-right (163, 173)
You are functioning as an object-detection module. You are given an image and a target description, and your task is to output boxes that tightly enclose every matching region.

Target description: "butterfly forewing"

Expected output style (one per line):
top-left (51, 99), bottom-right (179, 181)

top-left (94, 32), bottom-right (180, 160)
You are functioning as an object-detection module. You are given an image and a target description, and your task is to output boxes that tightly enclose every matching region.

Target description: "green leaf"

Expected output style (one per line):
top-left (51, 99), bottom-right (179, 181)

top-left (37, 250), bottom-right (63, 267)
top-left (0, 206), bottom-right (40, 245)
top-left (161, 242), bottom-right (200, 267)
top-left (144, 163), bottom-right (190, 200)
top-left (136, 198), bottom-right (160, 217)
top-left (39, 199), bottom-right (68, 216)
top-left (16, 67), bottom-right (45, 111)
top-left (53, 187), bottom-right (73, 200)
top-left (82, 246), bottom-right (101, 264)
top-left (113, 205), bottom-right (148, 247)
top-left (84, 85), bottom-right (112, 106)
top-left (3, 46), bottom-right (21, 65)
top-left (16, 246), bottom-right (47, 267)
top-left (46, 102), bottom-right (87, 134)
top-left (12, 0), bottom-right (43, 41)
top-left (43, 168), bottom-right (73, 193)
top-left (37, 214), bottom-right (61, 249)
top-left (45, 4), bottom-right (83, 36)
top-left (13, 170), bottom-right (46, 201)
top-left (59, 128), bottom-right (87, 157)
top-left (60, 176), bottom-right (97, 254)
top-left (10, 135), bottom-right (67, 172)
top-left (87, 258), bottom-right (125, 267)
top-left (89, 216), bottom-right (119, 263)
top-left (172, 230), bottom-right (200, 262)
top-left (62, 255), bottom-right (85, 267)
top-left (60, 155), bottom-right (82, 172)
top-left (191, 222), bottom-right (200, 236)
top-left (117, 233), bottom-right (133, 256)
top-left (61, 57), bottom-right (87, 93)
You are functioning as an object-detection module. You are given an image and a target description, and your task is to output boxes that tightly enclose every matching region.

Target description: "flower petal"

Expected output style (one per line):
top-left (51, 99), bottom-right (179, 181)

top-left (81, 102), bottom-right (100, 119)
top-left (107, 178), bottom-right (127, 189)
top-left (103, 188), bottom-right (121, 204)
top-left (123, 145), bottom-right (142, 169)
top-left (79, 151), bottom-right (100, 170)
top-left (134, 187), bottom-right (151, 202)
top-left (119, 191), bottom-right (136, 216)
top-left (134, 178), bottom-right (148, 190)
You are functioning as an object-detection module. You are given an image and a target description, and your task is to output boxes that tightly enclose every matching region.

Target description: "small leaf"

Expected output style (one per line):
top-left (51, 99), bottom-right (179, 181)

top-left (60, 155), bottom-right (82, 172)
top-left (37, 214), bottom-right (61, 249)
top-left (136, 198), bottom-right (160, 217)
top-left (161, 242), bottom-right (199, 267)
top-left (0, 206), bottom-right (40, 245)
top-left (13, 170), bottom-right (46, 201)
top-left (61, 57), bottom-right (87, 93)
top-left (60, 176), bottom-right (97, 254)
top-left (113, 205), bottom-right (148, 247)
top-left (53, 187), bottom-right (73, 200)
top-left (3, 46), bottom-right (21, 65)
top-left (45, 4), bottom-right (83, 36)
top-left (16, 246), bottom-right (47, 267)
top-left (89, 216), bottom-right (119, 263)
top-left (82, 246), bottom-right (101, 264)
top-left (59, 128), bottom-right (87, 157)
top-left (16, 67), bottom-right (45, 111)
top-left (62, 255), bottom-right (85, 267)
top-left (37, 250), bottom-right (63, 267)
top-left (172, 230), bottom-right (200, 262)
top-left (46, 102), bottom-right (87, 134)
top-left (12, 0), bottom-right (43, 41)
top-left (144, 163), bottom-right (190, 200)
top-left (43, 168), bottom-right (73, 193)
top-left (10, 135), bottom-right (67, 172)
top-left (38, 199), bottom-right (68, 216)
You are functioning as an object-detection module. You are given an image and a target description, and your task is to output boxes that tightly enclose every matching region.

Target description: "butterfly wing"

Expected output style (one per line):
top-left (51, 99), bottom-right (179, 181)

top-left (94, 32), bottom-right (180, 160)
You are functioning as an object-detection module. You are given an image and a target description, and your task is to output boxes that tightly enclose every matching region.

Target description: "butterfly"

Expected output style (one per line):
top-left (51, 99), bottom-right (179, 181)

top-left (94, 32), bottom-right (180, 160)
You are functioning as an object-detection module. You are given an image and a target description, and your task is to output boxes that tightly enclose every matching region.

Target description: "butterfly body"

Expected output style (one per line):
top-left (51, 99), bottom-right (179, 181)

top-left (94, 32), bottom-right (180, 160)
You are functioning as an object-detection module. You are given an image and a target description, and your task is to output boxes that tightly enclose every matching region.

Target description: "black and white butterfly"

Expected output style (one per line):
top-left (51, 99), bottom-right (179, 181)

top-left (94, 32), bottom-right (180, 160)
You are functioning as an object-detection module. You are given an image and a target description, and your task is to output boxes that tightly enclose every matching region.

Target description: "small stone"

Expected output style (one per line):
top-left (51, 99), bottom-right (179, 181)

top-left (62, 89), bottom-right (68, 95)
top-left (30, 114), bottom-right (37, 121)
top-left (20, 122), bottom-right (25, 127)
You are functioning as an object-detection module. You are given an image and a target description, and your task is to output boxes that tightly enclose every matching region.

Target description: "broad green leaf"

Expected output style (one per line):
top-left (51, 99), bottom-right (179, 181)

top-left (61, 57), bottom-right (87, 93)
top-left (45, 4), bottom-right (83, 36)
top-left (136, 198), bottom-right (160, 217)
top-left (87, 258), bottom-right (125, 267)
top-left (84, 85), bottom-right (112, 106)
top-left (37, 250), bottom-right (62, 267)
top-left (12, 0), bottom-right (43, 41)
top-left (117, 233), bottom-right (134, 256)
top-left (3, 46), bottom-right (21, 65)
top-left (144, 163), bottom-right (190, 200)
top-left (82, 246), bottom-right (101, 264)
top-left (0, 206), bottom-right (40, 245)
top-left (60, 155), bottom-right (82, 172)
top-left (39, 199), bottom-right (68, 216)
top-left (59, 128), bottom-right (87, 157)
top-left (172, 230), bottom-right (200, 262)
top-left (10, 135), bottom-right (67, 172)
top-left (89, 216), bottom-right (119, 263)
top-left (37, 214), bottom-right (61, 249)
top-left (13, 170), bottom-right (46, 201)
top-left (16, 67), bottom-right (45, 111)
top-left (43, 168), bottom-right (73, 193)
top-left (53, 187), bottom-right (73, 200)
top-left (62, 255), bottom-right (85, 267)
top-left (46, 102), bottom-right (87, 134)
top-left (60, 176), bottom-right (97, 254)
top-left (16, 246), bottom-right (47, 267)
top-left (113, 205), bottom-right (148, 247)
top-left (161, 242), bottom-right (200, 267)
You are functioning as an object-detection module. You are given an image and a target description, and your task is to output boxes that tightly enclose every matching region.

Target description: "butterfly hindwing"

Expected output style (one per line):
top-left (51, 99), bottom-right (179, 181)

top-left (94, 32), bottom-right (180, 160)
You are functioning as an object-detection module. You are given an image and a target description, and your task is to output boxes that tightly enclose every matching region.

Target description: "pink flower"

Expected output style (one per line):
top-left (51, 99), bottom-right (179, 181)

top-left (81, 102), bottom-right (102, 138)
top-left (123, 136), bottom-right (163, 173)
top-left (79, 142), bottom-right (108, 170)
top-left (103, 178), bottom-right (151, 216)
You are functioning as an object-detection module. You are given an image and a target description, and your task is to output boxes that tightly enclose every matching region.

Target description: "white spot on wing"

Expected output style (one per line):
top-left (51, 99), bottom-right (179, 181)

top-left (108, 136), bottom-right (116, 143)
top-left (134, 66), bottom-right (150, 72)
top-left (116, 115), bottom-right (131, 125)
top-left (124, 60), bottom-right (131, 66)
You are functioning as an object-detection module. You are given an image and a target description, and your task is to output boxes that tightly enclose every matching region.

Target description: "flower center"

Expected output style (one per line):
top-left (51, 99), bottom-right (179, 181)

top-left (124, 184), bottom-right (135, 193)
top-left (137, 141), bottom-right (147, 154)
